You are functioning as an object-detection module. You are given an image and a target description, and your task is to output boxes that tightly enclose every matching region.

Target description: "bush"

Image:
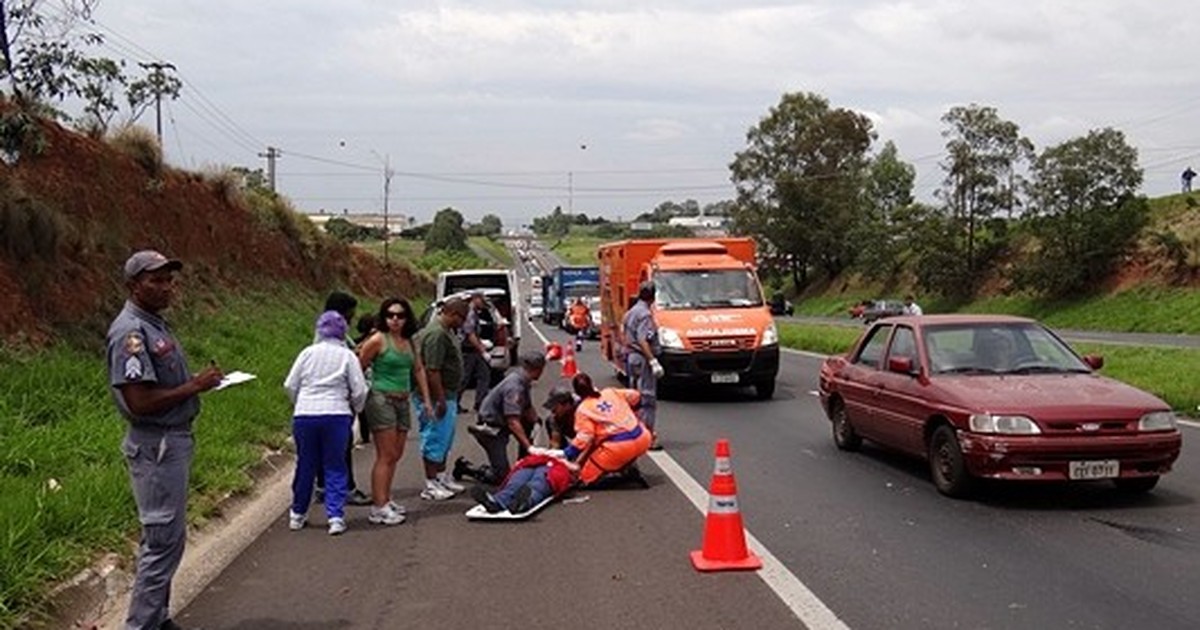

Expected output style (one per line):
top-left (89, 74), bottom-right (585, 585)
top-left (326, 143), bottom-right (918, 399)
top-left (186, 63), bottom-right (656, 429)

top-left (0, 179), bottom-right (64, 262)
top-left (201, 165), bottom-right (245, 208)
top-left (106, 125), bottom-right (162, 177)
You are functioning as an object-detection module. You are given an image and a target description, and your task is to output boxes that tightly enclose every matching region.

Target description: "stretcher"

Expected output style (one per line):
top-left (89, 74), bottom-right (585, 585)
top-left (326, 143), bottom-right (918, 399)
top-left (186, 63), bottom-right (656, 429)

top-left (465, 495), bottom-right (556, 521)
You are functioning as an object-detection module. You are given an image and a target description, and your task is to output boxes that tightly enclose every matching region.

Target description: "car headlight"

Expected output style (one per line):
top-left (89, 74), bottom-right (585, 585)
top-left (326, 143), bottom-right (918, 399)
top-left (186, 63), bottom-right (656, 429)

top-left (761, 322), bottom-right (779, 346)
top-left (1139, 411), bottom-right (1177, 431)
top-left (968, 413), bottom-right (1042, 435)
top-left (659, 327), bottom-right (684, 350)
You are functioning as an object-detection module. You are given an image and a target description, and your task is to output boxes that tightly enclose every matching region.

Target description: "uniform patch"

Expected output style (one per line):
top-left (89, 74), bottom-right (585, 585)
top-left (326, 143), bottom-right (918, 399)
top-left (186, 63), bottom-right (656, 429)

top-left (124, 355), bottom-right (144, 380)
top-left (123, 332), bottom-right (145, 356)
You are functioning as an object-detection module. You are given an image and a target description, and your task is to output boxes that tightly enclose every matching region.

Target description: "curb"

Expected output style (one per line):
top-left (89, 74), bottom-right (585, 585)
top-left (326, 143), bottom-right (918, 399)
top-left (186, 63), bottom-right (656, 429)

top-left (40, 450), bottom-right (295, 630)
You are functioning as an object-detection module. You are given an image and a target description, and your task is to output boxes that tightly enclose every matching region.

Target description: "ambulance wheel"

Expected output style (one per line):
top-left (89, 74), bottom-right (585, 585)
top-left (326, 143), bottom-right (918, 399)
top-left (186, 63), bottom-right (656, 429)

top-left (754, 379), bottom-right (775, 400)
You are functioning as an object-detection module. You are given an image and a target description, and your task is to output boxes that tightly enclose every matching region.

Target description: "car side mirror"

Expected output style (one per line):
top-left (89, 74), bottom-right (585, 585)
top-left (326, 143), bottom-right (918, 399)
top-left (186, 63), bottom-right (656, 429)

top-left (1082, 354), bottom-right (1103, 370)
top-left (887, 356), bottom-right (915, 375)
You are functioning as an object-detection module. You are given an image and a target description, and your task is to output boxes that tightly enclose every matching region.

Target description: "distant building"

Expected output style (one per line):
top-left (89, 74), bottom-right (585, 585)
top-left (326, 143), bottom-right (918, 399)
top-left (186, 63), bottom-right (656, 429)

top-left (305, 212), bottom-right (414, 234)
top-left (667, 216), bottom-right (727, 229)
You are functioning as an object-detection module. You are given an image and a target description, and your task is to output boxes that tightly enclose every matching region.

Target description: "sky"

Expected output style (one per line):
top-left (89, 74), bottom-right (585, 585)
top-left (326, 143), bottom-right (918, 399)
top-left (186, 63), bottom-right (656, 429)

top-left (77, 0), bottom-right (1200, 226)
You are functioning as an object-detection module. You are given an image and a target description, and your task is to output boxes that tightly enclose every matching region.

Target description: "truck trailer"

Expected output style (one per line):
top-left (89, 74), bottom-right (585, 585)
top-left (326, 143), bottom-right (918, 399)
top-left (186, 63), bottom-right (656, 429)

top-left (541, 265), bottom-right (600, 327)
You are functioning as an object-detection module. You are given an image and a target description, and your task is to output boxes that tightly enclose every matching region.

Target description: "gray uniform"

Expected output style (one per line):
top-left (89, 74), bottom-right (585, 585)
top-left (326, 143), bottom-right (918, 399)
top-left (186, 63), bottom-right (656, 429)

top-left (107, 301), bottom-right (198, 630)
top-left (474, 369), bottom-right (533, 478)
top-left (459, 305), bottom-right (492, 412)
top-left (622, 299), bottom-right (659, 431)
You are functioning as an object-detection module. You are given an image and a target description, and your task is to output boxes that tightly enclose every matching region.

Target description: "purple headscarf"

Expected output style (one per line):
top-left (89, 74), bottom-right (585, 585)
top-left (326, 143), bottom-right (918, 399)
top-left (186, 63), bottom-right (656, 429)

top-left (315, 310), bottom-right (348, 341)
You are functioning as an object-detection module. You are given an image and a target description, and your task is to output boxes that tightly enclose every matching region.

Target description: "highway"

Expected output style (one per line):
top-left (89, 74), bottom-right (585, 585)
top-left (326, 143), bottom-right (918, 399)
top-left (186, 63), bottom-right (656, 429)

top-left (175, 240), bottom-right (1200, 630)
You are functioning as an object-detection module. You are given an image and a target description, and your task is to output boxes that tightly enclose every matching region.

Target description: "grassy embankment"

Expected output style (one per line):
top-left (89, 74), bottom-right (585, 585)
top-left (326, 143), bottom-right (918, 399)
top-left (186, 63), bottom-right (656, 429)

top-left (0, 287), bottom-right (367, 628)
top-left (354, 237), bottom-right (499, 273)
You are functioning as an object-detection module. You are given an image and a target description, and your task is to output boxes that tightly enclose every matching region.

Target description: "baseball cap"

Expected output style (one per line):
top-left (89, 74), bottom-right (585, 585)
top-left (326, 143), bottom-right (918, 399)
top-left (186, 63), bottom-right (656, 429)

top-left (542, 383), bottom-right (576, 409)
top-left (124, 250), bottom-right (182, 280)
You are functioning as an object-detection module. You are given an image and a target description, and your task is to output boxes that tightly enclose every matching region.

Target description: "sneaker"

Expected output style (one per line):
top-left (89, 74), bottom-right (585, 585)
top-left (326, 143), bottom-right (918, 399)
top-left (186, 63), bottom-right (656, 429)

top-left (420, 481), bottom-right (455, 501)
top-left (368, 504), bottom-right (406, 526)
top-left (386, 500), bottom-right (407, 515)
top-left (649, 435), bottom-right (663, 451)
top-left (470, 484), bottom-right (504, 513)
top-left (510, 485), bottom-right (534, 514)
top-left (438, 473), bottom-right (466, 494)
top-left (347, 489), bottom-right (372, 506)
top-left (328, 517), bottom-right (347, 536)
top-left (452, 456), bottom-right (471, 481)
top-left (288, 510), bottom-right (307, 531)
top-left (467, 422), bottom-right (500, 438)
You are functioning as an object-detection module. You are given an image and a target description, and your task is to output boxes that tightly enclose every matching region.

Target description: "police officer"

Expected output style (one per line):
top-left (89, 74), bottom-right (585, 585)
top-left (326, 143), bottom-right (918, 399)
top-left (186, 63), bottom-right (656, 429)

top-left (622, 281), bottom-right (664, 450)
top-left (107, 250), bottom-right (223, 630)
top-left (458, 291), bottom-right (492, 414)
top-left (468, 351), bottom-right (547, 480)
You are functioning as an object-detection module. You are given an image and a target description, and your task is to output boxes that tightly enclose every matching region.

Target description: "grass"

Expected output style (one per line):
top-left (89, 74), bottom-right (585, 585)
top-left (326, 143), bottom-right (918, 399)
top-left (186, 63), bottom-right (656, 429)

top-left (548, 235), bottom-right (605, 265)
top-left (776, 322), bottom-right (1200, 413)
top-left (468, 236), bottom-right (513, 266)
top-left (0, 286), bottom-right (326, 629)
top-left (354, 237), bottom-right (424, 263)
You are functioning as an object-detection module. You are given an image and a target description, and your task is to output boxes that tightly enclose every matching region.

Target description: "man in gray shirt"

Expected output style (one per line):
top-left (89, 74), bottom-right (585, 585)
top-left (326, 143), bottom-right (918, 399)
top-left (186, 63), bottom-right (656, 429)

top-left (468, 351), bottom-right (547, 480)
top-left (107, 250), bottom-right (222, 630)
top-left (622, 281), bottom-right (664, 449)
top-left (458, 292), bottom-right (492, 414)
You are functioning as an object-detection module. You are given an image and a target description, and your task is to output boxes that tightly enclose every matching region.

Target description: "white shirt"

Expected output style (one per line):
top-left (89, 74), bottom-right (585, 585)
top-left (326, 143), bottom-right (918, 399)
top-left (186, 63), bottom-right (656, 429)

top-left (284, 339), bottom-right (368, 416)
top-left (903, 302), bottom-right (923, 316)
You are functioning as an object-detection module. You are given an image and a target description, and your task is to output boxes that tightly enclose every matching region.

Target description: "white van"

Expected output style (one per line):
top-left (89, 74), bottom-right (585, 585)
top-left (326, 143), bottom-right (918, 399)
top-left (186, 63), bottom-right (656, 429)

top-left (434, 269), bottom-right (522, 377)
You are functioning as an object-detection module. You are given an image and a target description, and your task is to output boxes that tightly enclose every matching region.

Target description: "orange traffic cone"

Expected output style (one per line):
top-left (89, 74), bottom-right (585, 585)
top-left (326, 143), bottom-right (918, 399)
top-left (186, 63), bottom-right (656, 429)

top-left (690, 439), bottom-right (762, 572)
top-left (560, 344), bottom-right (578, 378)
top-left (545, 341), bottom-right (563, 362)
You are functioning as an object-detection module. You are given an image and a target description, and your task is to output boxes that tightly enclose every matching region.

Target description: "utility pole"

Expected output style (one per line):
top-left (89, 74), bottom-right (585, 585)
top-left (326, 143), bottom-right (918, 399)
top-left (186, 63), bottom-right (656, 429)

top-left (258, 146), bottom-right (280, 192)
top-left (381, 154), bottom-right (394, 265)
top-left (138, 61), bottom-right (176, 146)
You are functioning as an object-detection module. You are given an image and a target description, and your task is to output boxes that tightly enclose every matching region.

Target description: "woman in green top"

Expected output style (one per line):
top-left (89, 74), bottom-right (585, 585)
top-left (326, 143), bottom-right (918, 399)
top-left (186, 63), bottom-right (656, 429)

top-left (357, 297), bottom-right (431, 525)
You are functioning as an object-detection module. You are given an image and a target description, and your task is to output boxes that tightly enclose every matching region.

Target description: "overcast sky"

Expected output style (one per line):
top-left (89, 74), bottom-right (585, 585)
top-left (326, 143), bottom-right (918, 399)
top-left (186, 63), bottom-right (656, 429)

top-left (88, 0), bottom-right (1200, 226)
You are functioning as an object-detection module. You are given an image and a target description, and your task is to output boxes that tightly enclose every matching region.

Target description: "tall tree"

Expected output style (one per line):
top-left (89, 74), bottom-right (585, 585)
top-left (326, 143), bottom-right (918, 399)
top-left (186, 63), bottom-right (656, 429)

top-left (852, 141), bottom-right (915, 279)
top-left (476, 213), bottom-right (502, 237)
top-left (425, 207), bottom-right (468, 252)
top-left (937, 104), bottom-right (1033, 284)
top-left (1019, 128), bottom-right (1147, 296)
top-left (729, 91), bottom-right (875, 286)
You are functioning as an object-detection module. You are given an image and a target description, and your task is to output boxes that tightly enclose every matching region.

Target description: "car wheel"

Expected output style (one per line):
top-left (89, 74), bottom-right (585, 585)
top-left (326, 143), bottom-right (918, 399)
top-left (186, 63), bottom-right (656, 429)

top-left (830, 400), bottom-right (861, 451)
top-left (754, 379), bottom-right (775, 400)
top-left (1112, 476), bottom-right (1159, 493)
top-left (928, 425), bottom-right (974, 498)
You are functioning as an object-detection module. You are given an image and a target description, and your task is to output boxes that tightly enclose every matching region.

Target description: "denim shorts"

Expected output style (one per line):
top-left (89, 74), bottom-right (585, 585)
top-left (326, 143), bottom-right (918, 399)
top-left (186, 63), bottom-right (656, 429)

top-left (363, 390), bottom-right (412, 432)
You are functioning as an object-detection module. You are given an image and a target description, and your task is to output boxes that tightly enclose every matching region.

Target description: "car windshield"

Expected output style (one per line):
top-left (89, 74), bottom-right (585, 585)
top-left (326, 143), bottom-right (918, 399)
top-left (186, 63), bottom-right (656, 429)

top-left (924, 322), bottom-right (1092, 375)
top-left (655, 269), bottom-right (764, 310)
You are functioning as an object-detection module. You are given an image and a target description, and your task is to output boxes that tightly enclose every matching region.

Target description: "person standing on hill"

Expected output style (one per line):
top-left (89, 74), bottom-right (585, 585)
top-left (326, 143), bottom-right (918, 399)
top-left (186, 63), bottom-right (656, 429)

top-left (107, 250), bottom-right (223, 630)
top-left (1183, 167), bottom-right (1196, 193)
top-left (413, 297), bottom-right (469, 500)
top-left (313, 291), bottom-right (372, 507)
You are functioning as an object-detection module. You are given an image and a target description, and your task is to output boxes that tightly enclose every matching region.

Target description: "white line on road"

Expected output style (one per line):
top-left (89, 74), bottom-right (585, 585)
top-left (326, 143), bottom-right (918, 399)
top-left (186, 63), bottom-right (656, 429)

top-left (648, 450), bottom-right (851, 630)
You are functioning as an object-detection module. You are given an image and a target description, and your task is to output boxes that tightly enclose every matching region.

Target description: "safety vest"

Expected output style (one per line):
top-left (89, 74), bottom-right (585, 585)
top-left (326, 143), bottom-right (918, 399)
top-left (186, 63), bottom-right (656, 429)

top-left (569, 303), bottom-right (589, 329)
top-left (570, 388), bottom-right (642, 453)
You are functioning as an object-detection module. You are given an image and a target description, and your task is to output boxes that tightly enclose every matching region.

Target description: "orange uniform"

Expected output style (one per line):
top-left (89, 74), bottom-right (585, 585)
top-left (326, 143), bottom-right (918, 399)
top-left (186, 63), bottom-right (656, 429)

top-left (568, 388), bottom-right (652, 484)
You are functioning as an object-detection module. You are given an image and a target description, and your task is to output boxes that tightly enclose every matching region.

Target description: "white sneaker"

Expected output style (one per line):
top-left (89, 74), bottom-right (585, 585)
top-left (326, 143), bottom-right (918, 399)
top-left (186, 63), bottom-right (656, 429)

top-left (420, 481), bottom-right (455, 501)
top-left (288, 511), bottom-right (306, 531)
top-left (368, 504), bottom-right (406, 526)
top-left (328, 517), bottom-right (347, 536)
top-left (438, 473), bottom-right (466, 494)
top-left (386, 500), bottom-right (407, 515)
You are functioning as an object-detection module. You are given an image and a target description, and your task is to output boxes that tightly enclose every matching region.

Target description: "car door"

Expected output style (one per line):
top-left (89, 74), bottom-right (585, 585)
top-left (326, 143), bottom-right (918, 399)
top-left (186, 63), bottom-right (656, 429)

top-left (839, 324), bottom-right (893, 442)
top-left (872, 325), bottom-right (927, 455)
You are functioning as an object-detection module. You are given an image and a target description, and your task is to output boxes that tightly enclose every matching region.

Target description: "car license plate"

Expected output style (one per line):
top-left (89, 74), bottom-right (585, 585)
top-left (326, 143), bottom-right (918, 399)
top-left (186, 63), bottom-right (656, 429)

top-left (710, 372), bottom-right (739, 384)
top-left (1068, 460), bottom-right (1119, 480)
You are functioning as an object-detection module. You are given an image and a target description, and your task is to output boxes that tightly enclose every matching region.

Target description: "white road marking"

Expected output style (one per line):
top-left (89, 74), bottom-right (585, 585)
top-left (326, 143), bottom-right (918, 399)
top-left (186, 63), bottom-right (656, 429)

top-left (781, 347), bottom-right (831, 360)
top-left (1181, 419), bottom-right (1200, 430)
top-left (528, 317), bottom-right (551, 347)
top-left (648, 450), bottom-right (851, 630)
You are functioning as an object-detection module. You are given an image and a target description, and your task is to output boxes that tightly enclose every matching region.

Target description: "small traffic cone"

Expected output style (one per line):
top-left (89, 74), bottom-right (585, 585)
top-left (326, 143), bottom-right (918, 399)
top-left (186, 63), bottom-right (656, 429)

top-left (560, 344), bottom-right (578, 378)
top-left (690, 439), bottom-right (762, 572)
top-left (545, 341), bottom-right (562, 362)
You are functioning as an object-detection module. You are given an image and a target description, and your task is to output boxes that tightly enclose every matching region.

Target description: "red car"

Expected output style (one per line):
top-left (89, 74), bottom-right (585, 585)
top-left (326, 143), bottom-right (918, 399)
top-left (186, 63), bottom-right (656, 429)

top-left (818, 314), bottom-right (1182, 497)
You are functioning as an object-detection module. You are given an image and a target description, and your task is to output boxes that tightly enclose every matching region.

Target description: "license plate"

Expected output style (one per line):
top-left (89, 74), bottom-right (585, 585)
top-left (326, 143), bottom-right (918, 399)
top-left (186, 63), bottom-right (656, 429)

top-left (1069, 460), bottom-right (1119, 480)
top-left (710, 372), bottom-right (739, 384)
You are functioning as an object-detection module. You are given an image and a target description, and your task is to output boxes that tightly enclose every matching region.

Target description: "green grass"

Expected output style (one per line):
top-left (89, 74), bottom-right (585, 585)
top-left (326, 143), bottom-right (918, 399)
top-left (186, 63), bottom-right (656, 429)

top-left (0, 287), bottom-right (325, 628)
top-left (354, 238), bottom-right (424, 263)
top-left (468, 236), bottom-right (513, 266)
top-left (777, 322), bottom-right (1200, 413)
top-left (548, 235), bottom-right (605, 265)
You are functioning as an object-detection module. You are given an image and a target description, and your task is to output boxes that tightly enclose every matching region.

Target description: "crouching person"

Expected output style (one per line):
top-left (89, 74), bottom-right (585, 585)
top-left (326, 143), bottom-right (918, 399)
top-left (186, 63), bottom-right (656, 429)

top-left (464, 351), bottom-right (546, 482)
top-left (562, 373), bottom-right (652, 486)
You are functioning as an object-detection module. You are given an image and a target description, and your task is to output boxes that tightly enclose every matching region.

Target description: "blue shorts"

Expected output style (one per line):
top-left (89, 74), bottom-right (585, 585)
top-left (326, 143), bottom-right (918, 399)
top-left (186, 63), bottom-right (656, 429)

top-left (414, 397), bottom-right (458, 463)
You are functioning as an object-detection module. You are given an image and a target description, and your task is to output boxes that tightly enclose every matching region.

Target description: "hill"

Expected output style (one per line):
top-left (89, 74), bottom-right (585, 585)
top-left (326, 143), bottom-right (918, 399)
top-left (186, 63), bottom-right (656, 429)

top-left (0, 114), bottom-right (430, 345)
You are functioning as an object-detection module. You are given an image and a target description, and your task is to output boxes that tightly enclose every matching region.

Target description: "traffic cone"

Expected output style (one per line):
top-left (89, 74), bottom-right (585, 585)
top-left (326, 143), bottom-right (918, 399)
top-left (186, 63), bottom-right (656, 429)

top-left (690, 439), bottom-right (762, 572)
top-left (545, 341), bottom-right (562, 362)
top-left (560, 344), bottom-right (578, 378)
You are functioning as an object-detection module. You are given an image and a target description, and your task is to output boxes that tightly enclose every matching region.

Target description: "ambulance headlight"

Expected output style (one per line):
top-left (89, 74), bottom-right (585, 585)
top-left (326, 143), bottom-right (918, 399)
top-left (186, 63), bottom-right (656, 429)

top-left (659, 327), bottom-right (684, 350)
top-left (762, 322), bottom-right (779, 346)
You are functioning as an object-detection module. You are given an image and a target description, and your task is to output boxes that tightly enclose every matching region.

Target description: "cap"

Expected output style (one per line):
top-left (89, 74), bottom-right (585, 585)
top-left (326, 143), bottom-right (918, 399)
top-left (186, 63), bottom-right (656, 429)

top-left (542, 383), bottom-right (576, 409)
top-left (519, 351), bottom-right (547, 371)
top-left (124, 250), bottom-right (182, 280)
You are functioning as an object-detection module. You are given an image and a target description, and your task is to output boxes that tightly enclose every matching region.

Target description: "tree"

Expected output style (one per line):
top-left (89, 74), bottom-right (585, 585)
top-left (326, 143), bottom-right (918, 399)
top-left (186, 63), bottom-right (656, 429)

top-left (1018, 128), bottom-right (1147, 296)
top-left (851, 141), bottom-right (916, 279)
top-left (425, 207), bottom-right (469, 252)
top-left (531, 206), bottom-right (570, 237)
top-left (936, 104), bottom-right (1033, 285)
top-left (729, 91), bottom-right (875, 286)
top-left (468, 213), bottom-right (502, 237)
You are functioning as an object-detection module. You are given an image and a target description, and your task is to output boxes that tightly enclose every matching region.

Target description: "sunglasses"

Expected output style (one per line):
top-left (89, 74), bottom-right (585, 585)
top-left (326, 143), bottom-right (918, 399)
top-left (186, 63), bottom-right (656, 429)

top-left (385, 311), bottom-right (407, 320)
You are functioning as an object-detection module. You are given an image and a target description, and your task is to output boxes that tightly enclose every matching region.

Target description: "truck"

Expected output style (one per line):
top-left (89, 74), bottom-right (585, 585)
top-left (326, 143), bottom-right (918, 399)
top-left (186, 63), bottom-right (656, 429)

top-left (598, 238), bottom-right (780, 399)
top-left (540, 265), bottom-right (600, 327)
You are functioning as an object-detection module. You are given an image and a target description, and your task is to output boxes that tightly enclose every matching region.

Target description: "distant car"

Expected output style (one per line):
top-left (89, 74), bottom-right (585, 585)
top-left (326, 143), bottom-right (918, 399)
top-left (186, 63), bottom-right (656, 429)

top-left (528, 304), bottom-right (544, 321)
top-left (818, 314), bottom-right (1183, 498)
top-left (768, 293), bottom-right (794, 316)
top-left (860, 299), bottom-right (905, 324)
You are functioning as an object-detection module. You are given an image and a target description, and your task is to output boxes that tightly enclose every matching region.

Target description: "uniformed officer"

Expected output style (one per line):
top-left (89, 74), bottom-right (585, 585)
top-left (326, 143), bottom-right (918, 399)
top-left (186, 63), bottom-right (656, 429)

top-left (622, 281), bottom-right (664, 449)
top-left (106, 250), bottom-right (223, 630)
top-left (458, 291), bottom-right (492, 414)
top-left (469, 351), bottom-right (547, 480)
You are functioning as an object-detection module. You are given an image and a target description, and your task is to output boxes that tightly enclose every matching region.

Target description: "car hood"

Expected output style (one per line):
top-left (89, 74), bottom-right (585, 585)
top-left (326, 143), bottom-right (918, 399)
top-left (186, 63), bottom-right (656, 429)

top-left (936, 373), bottom-right (1169, 420)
